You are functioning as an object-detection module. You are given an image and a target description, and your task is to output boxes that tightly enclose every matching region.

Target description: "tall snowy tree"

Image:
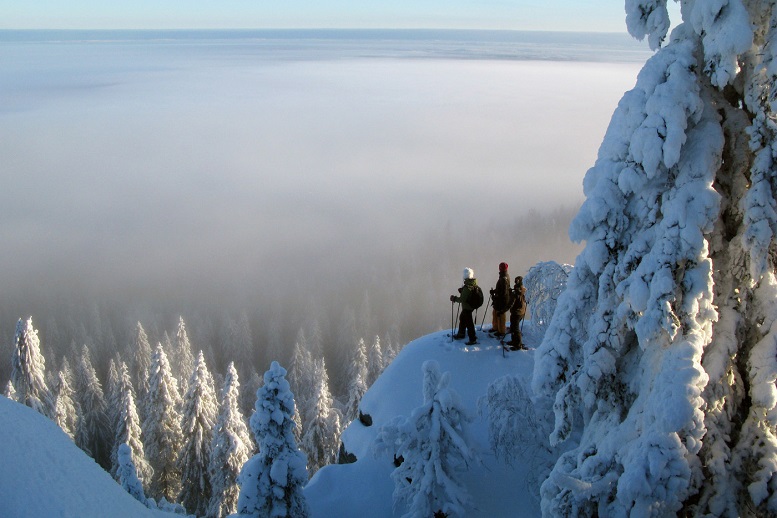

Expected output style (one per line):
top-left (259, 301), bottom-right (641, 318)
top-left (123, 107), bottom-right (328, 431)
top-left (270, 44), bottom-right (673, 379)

top-left (523, 261), bottom-right (573, 336)
top-left (289, 332), bottom-right (313, 443)
top-left (344, 338), bottom-right (369, 425)
top-left (208, 362), bottom-right (254, 518)
top-left (51, 358), bottom-right (79, 440)
top-left (116, 443), bottom-right (149, 505)
top-left (173, 317), bottom-right (196, 394)
top-left (240, 369), bottom-right (262, 421)
top-left (144, 343), bottom-right (184, 504)
top-left (382, 337), bottom-right (400, 368)
top-left (289, 330), bottom-right (313, 406)
top-left (75, 344), bottom-right (111, 469)
top-left (236, 361), bottom-right (310, 518)
top-left (366, 334), bottom-right (384, 386)
top-left (130, 321), bottom-right (152, 420)
top-left (111, 361), bottom-right (153, 487)
top-left (4, 379), bottom-right (17, 400)
top-left (105, 357), bottom-right (122, 458)
top-left (374, 360), bottom-right (478, 518)
top-left (10, 317), bottom-right (53, 417)
top-left (177, 350), bottom-right (218, 517)
top-left (532, 2), bottom-right (777, 515)
top-left (301, 357), bottom-right (342, 477)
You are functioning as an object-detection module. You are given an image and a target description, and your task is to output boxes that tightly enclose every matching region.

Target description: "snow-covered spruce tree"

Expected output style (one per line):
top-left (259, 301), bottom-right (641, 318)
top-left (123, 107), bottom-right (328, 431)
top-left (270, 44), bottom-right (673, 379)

top-left (10, 317), bottom-right (53, 417)
top-left (144, 343), bottom-right (184, 504)
top-left (4, 379), bottom-right (17, 400)
top-left (177, 350), bottom-right (218, 517)
top-left (240, 369), bottom-right (262, 422)
top-left (117, 442), bottom-right (148, 504)
top-left (344, 338), bottom-right (369, 425)
top-left (367, 334), bottom-right (384, 386)
top-left (111, 361), bottom-right (152, 487)
top-left (289, 330), bottom-right (313, 405)
top-left (382, 337), bottom-right (401, 367)
top-left (289, 332), bottom-right (313, 443)
top-left (208, 362), bottom-right (254, 518)
top-left (480, 374), bottom-right (555, 504)
top-left (173, 317), bottom-right (196, 394)
top-left (481, 374), bottom-right (552, 468)
top-left (532, 2), bottom-right (777, 515)
top-left (236, 361), bottom-right (310, 518)
top-left (374, 360), bottom-right (478, 518)
top-left (131, 321), bottom-right (152, 421)
top-left (75, 344), bottom-right (111, 469)
top-left (106, 357), bottom-right (121, 465)
top-left (301, 357), bottom-right (342, 477)
top-left (51, 357), bottom-right (79, 440)
top-left (523, 261), bottom-right (573, 336)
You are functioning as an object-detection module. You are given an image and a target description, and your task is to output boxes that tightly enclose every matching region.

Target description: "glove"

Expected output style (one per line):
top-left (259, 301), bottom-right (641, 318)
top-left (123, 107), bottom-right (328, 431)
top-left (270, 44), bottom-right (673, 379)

top-left (490, 289), bottom-right (495, 296)
top-left (450, 295), bottom-right (456, 302)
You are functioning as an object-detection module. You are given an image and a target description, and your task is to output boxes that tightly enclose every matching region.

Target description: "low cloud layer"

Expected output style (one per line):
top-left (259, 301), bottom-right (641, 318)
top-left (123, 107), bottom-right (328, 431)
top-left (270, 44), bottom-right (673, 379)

top-left (0, 34), bottom-right (644, 339)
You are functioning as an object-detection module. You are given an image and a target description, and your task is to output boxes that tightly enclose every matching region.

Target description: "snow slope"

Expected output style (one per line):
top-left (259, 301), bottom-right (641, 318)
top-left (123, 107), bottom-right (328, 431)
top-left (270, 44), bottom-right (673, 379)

top-left (305, 324), bottom-right (547, 517)
top-left (0, 395), bottom-right (170, 518)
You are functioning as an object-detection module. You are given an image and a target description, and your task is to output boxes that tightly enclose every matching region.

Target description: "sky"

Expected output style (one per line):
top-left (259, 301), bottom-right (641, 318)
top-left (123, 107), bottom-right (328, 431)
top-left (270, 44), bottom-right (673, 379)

top-left (2, 0), bottom-right (650, 32)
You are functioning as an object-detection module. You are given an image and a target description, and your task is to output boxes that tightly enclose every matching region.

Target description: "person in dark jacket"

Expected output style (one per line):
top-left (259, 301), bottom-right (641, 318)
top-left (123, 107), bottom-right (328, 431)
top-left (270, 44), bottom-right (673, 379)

top-left (450, 267), bottom-right (479, 345)
top-left (489, 262), bottom-right (511, 338)
top-left (507, 276), bottom-right (527, 350)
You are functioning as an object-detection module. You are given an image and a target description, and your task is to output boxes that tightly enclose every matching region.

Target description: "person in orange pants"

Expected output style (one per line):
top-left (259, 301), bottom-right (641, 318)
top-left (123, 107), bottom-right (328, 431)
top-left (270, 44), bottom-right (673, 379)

top-left (489, 262), bottom-right (511, 338)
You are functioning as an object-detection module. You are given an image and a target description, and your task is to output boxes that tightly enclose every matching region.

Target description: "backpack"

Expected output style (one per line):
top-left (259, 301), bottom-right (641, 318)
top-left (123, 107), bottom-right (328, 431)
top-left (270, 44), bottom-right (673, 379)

top-left (469, 285), bottom-right (484, 309)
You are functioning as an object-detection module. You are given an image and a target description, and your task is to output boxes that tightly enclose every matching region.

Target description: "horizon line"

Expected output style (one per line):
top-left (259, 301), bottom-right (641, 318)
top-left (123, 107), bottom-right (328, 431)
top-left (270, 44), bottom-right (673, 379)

top-left (0, 27), bottom-right (633, 35)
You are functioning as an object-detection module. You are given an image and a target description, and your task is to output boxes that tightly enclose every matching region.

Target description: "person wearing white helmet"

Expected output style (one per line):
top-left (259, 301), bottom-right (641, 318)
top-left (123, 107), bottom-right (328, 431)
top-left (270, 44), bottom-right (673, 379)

top-left (450, 267), bottom-right (480, 345)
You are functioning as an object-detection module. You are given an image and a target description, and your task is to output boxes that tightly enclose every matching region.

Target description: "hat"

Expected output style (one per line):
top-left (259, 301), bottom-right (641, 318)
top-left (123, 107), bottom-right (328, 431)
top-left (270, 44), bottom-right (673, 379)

top-left (499, 262), bottom-right (508, 272)
top-left (515, 276), bottom-right (523, 283)
top-left (463, 267), bottom-right (475, 280)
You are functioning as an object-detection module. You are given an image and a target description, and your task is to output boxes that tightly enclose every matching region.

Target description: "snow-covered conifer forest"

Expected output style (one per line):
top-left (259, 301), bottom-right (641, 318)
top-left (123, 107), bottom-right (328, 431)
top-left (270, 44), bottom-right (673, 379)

top-left (4, 0), bottom-right (777, 516)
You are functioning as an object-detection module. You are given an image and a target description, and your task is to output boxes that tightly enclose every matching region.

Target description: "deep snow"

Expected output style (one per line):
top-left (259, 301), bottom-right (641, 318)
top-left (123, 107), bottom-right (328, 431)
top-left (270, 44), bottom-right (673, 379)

top-left (0, 393), bottom-right (168, 517)
top-left (0, 322), bottom-right (544, 517)
top-left (304, 323), bottom-right (545, 517)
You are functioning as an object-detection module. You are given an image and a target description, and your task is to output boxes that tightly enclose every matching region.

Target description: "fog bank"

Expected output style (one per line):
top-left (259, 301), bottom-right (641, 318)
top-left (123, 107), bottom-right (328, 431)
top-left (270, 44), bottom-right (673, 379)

top-left (0, 31), bottom-right (646, 385)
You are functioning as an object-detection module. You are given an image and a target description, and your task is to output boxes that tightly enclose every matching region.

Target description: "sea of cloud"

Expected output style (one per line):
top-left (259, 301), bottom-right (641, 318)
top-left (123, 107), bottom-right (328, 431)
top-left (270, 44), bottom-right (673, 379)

top-left (0, 30), bottom-right (649, 368)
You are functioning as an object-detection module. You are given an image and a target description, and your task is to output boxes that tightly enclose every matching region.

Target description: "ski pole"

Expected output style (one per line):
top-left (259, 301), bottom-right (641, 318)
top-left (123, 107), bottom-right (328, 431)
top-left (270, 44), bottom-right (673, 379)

top-left (451, 300), bottom-right (455, 342)
top-left (454, 303), bottom-right (461, 341)
top-left (480, 293), bottom-right (492, 331)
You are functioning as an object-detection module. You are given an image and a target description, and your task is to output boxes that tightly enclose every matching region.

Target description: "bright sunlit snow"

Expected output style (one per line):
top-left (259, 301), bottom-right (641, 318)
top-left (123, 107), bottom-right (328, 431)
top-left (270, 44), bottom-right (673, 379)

top-left (0, 395), bottom-right (168, 517)
top-left (307, 325), bottom-right (545, 517)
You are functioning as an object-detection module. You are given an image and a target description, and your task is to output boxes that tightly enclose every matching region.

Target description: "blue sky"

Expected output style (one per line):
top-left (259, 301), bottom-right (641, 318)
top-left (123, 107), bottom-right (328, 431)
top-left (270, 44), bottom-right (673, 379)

top-left (1, 0), bottom-right (645, 32)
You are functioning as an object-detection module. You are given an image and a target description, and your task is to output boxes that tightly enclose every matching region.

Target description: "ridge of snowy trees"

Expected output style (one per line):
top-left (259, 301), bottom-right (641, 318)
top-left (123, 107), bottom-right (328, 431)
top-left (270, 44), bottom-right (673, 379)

top-left (2, 312), bottom-right (396, 516)
top-left (531, 1), bottom-right (777, 515)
